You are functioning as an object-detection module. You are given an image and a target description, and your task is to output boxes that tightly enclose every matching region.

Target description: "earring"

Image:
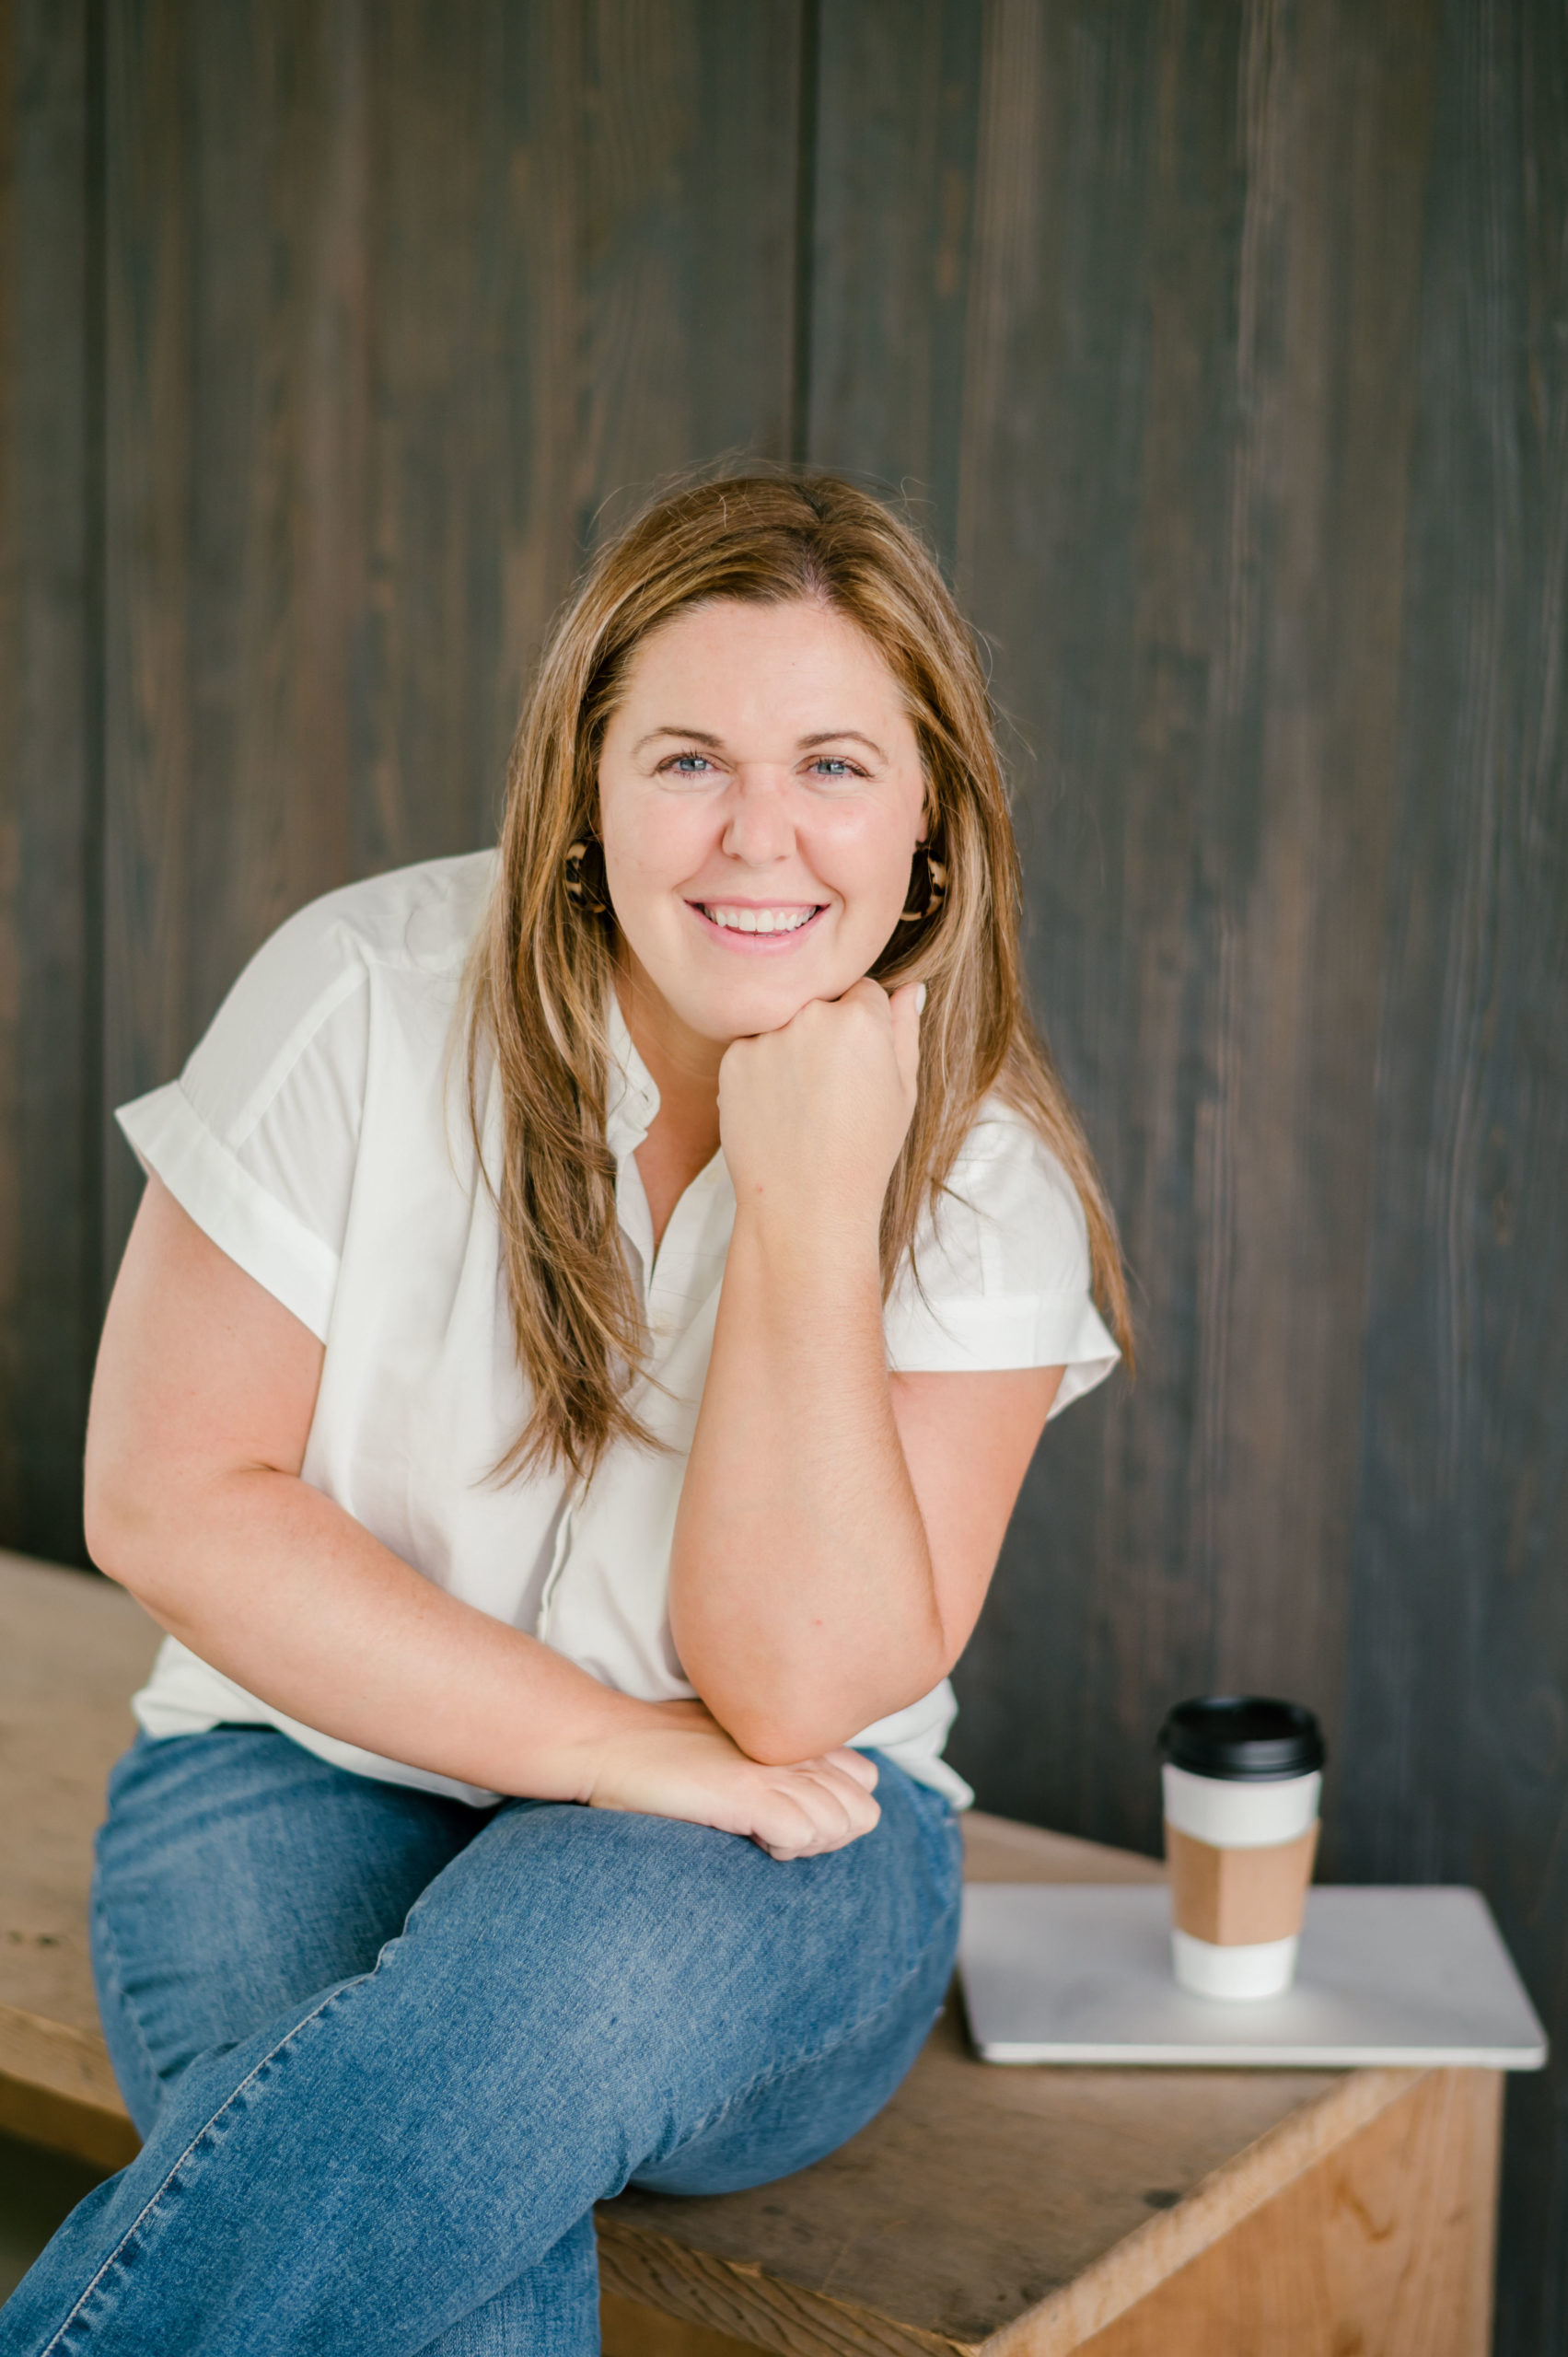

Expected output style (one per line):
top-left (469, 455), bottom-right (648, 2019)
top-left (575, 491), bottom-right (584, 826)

top-left (897, 844), bottom-right (948, 924)
top-left (564, 836), bottom-right (610, 916)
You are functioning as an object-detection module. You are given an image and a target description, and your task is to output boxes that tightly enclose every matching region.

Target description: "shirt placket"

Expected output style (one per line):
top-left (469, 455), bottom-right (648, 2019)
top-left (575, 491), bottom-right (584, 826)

top-left (644, 1156), bottom-right (728, 1355)
top-left (536, 1493), bottom-right (577, 1632)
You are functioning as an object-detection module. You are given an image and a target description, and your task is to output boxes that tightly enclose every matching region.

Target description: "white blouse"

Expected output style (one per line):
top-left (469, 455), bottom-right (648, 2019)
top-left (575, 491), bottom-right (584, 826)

top-left (117, 852), bottom-right (1120, 1809)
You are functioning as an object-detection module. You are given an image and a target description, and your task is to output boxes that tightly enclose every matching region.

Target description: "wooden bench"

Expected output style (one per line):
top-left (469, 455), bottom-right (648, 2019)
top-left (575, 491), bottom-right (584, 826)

top-left (0, 1551), bottom-right (1502, 2354)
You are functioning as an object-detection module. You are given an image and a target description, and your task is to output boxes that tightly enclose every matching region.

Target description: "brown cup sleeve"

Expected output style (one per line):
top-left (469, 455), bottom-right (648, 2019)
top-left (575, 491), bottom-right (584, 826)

top-left (1165, 1819), bottom-right (1319, 1946)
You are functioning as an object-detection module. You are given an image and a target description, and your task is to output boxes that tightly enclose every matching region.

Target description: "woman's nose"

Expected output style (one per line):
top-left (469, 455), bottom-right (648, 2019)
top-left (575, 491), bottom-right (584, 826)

top-left (720, 771), bottom-right (796, 866)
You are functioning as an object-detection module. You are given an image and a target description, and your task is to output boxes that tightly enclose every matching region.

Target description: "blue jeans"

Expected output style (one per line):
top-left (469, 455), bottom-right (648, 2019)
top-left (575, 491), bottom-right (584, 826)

top-left (0, 1728), bottom-right (961, 2356)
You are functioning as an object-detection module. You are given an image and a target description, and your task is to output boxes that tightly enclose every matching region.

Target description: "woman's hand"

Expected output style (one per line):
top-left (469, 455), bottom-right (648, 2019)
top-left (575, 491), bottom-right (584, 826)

top-left (717, 978), bottom-right (923, 1238)
top-left (572, 1700), bottom-right (881, 1861)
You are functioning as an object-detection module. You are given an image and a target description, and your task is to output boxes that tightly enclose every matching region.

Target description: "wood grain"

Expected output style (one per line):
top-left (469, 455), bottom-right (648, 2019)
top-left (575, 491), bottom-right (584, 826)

top-left (1067, 2068), bottom-right (1502, 2357)
top-left (1331, 6), bottom-right (1568, 2351)
top-left (0, 1554), bottom-right (159, 2038)
top-left (0, 0), bottom-right (99, 1570)
top-left (0, 1554), bottom-right (158, 2167)
top-left (601, 2293), bottom-right (762, 2357)
top-left (806, 0), bottom-right (985, 556)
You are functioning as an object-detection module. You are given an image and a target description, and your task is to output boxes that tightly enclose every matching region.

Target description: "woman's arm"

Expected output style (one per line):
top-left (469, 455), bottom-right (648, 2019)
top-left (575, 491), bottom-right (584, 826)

top-left (85, 1176), bottom-right (879, 1859)
top-left (669, 981), bottom-right (1062, 1763)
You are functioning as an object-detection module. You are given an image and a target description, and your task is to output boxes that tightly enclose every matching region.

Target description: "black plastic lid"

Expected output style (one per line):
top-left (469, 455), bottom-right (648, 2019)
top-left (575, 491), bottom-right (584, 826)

top-left (1157, 1695), bottom-right (1326, 1782)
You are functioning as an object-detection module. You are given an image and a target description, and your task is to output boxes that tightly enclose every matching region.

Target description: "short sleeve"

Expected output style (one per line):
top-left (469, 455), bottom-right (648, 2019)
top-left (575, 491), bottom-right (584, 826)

top-left (115, 900), bottom-right (371, 1341)
top-left (882, 1107), bottom-right (1121, 1417)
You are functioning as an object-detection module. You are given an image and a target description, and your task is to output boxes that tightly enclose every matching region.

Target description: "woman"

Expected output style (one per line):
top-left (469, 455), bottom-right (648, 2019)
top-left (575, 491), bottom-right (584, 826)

top-left (3, 473), bottom-right (1127, 2355)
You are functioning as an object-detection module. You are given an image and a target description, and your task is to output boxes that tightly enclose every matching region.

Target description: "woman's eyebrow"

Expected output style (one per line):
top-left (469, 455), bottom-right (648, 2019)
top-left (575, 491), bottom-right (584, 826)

top-left (798, 729), bottom-right (889, 761)
top-left (632, 726), bottom-right (724, 755)
top-left (630, 726), bottom-right (889, 761)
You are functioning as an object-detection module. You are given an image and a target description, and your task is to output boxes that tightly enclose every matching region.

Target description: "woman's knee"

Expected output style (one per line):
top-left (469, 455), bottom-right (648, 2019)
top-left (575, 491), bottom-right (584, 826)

top-left (391, 1771), bottom-right (960, 2114)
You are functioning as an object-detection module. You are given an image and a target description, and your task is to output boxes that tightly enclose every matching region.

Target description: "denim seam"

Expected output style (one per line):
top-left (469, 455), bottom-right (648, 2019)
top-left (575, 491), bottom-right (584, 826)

top-left (656, 1884), bottom-right (961, 2164)
top-left (87, 1886), bottom-right (160, 2131)
top-left (38, 1981), bottom-right (350, 2355)
top-left (88, 1877), bottom-right (162, 2130)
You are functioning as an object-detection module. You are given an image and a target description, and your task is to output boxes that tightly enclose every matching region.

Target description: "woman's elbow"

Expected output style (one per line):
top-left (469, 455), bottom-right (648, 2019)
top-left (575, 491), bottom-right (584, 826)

top-left (84, 1480), bottom-right (152, 1597)
top-left (83, 1445), bottom-right (180, 1608)
top-left (712, 1656), bottom-right (953, 1768)
top-left (724, 1705), bottom-right (850, 1769)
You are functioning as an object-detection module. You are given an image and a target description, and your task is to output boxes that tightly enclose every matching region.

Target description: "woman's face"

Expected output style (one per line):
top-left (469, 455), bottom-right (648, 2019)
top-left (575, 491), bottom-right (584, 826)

top-left (597, 597), bottom-right (927, 1055)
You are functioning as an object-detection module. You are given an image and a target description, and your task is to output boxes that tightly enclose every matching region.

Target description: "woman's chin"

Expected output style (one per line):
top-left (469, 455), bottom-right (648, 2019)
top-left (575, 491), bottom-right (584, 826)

top-left (635, 937), bottom-right (884, 1045)
top-left (686, 977), bottom-right (837, 1043)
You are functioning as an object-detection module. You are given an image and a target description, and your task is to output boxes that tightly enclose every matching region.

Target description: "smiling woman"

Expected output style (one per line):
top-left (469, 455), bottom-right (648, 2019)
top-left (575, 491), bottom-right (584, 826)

top-left (600, 598), bottom-right (930, 1255)
top-left (602, 600), bottom-right (926, 1029)
top-left (3, 474), bottom-right (1129, 2356)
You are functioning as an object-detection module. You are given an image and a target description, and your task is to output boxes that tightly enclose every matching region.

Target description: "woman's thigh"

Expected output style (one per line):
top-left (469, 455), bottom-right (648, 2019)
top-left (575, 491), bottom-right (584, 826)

top-left (472, 1750), bottom-right (961, 2189)
top-left (91, 1727), bottom-right (493, 2133)
top-left (293, 1747), bottom-right (961, 2215)
top-left (17, 1751), bottom-right (960, 2356)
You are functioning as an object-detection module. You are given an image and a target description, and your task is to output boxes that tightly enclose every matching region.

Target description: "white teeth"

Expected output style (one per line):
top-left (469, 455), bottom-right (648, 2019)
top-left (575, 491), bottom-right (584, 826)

top-left (703, 905), bottom-right (816, 935)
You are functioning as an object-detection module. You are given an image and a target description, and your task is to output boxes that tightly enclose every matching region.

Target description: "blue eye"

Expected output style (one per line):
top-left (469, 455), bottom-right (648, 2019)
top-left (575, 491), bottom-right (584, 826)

top-left (810, 758), bottom-right (859, 778)
top-left (663, 752), bottom-right (714, 776)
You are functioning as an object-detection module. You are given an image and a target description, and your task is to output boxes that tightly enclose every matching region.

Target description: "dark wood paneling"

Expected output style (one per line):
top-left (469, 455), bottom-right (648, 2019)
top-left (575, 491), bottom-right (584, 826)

top-left (805, 0), bottom-right (985, 555)
top-left (1336, 5), bottom-right (1568, 2349)
top-left (0, 0), bottom-right (99, 1565)
top-left (102, 0), bottom-right (803, 1266)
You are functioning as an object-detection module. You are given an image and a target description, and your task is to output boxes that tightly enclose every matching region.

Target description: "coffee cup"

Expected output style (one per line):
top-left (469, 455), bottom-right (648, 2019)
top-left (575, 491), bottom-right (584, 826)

top-left (1156, 1696), bottom-right (1326, 2000)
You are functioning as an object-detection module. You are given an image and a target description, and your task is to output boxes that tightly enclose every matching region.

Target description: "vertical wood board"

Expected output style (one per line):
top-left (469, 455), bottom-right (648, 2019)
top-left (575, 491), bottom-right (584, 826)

top-left (1336, 5), bottom-right (1568, 2351)
top-left (1071, 2068), bottom-right (1501, 2357)
top-left (0, 0), bottom-right (98, 1567)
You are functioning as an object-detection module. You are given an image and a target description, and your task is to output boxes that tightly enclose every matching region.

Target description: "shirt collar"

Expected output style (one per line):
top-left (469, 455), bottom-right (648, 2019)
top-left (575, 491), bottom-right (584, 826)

top-left (604, 987), bottom-right (661, 1161)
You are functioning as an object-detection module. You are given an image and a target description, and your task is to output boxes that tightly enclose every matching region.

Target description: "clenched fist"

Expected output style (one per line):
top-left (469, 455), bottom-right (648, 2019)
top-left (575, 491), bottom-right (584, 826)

top-left (717, 978), bottom-right (924, 1237)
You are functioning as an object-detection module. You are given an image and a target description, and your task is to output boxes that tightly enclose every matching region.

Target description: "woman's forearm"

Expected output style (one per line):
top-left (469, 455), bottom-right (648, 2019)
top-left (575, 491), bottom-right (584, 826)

top-left (669, 1202), bottom-right (947, 1762)
top-left (93, 1467), bottom-right (654, 1799)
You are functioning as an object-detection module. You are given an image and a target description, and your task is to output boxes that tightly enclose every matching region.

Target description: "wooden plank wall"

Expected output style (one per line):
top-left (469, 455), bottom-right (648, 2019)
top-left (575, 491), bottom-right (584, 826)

top-left (0, 1), bottom-right (1563, 2343)
top-left (0, 0), bottom-right (99, 1566)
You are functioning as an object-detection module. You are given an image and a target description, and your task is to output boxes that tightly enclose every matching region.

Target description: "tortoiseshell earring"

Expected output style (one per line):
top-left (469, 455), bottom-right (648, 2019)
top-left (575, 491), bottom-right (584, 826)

top-left (564, 836), bottom-right (610, 916)
top-left (897, 843), bottom-right (948, 924)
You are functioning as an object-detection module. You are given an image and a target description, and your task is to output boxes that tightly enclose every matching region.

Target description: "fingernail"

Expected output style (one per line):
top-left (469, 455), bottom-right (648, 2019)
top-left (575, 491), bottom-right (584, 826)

top-left (915, 983), bottom-right (928, 1014)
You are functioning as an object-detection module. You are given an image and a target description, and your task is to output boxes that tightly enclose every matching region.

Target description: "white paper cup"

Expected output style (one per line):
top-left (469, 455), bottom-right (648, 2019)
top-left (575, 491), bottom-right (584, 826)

top-left (1157, 1700), bottom-right (1326, 2001)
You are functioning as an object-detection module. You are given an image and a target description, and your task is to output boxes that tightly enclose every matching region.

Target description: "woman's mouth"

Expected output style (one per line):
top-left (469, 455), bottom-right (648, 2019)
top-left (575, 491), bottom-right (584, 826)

top-left (687, 900), bottom-right (828, 948)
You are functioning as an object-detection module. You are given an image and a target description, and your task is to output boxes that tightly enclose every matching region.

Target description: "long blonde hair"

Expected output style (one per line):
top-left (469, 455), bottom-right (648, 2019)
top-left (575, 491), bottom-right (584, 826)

top-left (470, 471), bottom-right (1131, 1481)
